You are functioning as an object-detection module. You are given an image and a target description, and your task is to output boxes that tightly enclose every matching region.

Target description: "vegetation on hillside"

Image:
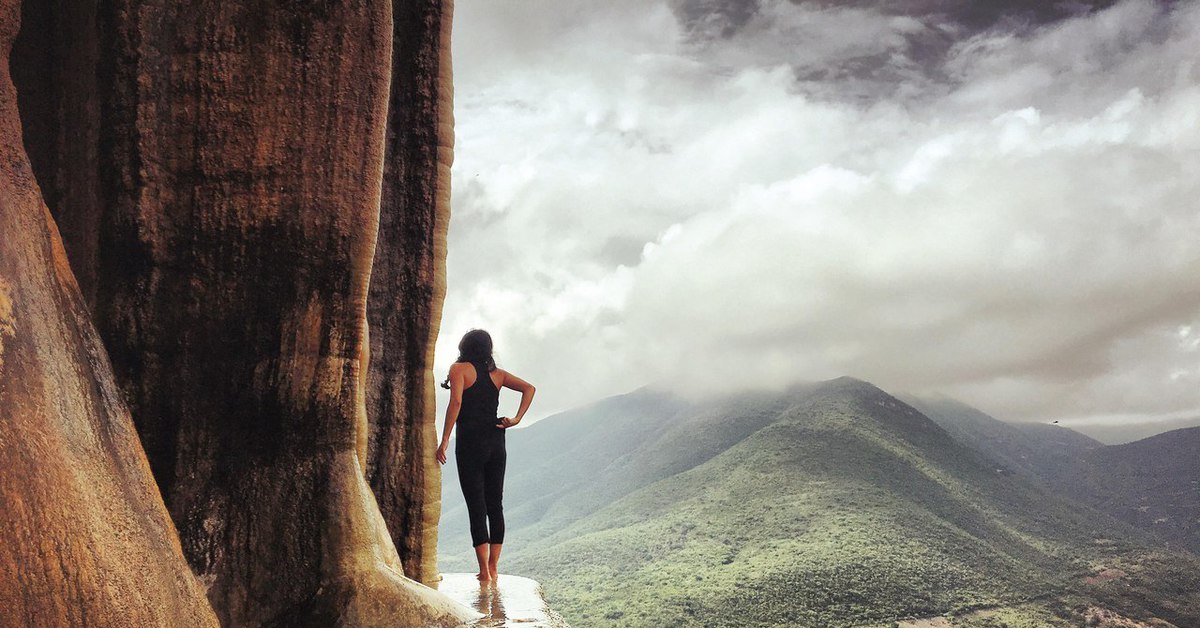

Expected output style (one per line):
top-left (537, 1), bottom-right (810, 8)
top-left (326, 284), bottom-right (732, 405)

top-left (907, 395), bottom-right (1200, 556)
top-left (440, 380), bottom-right (1200, 627)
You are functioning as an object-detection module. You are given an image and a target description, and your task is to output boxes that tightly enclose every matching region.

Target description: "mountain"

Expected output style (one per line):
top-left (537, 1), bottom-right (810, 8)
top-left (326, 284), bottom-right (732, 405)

top-left (900, 395), bottom-right (1102, 485)
top-left (1065, 428), bottom-right (1200, 556)
top-left (905, 395), bottom-right (1200, 556)
top-left (439, 379), bottom-right (1200, 627)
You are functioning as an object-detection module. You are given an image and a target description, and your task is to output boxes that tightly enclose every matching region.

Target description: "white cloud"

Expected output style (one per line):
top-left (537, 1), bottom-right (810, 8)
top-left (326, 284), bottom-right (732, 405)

top-left (437, 0), bottom-right (1200, 426)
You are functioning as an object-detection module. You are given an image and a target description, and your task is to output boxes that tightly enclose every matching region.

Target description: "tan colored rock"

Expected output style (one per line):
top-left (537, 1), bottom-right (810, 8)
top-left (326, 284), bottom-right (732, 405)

top-left (365, 0), bottom-right (455, 585)
top-left (0, 2), bottom-right (218, 624)
top-left (10, 0), bottom-right (474, 624)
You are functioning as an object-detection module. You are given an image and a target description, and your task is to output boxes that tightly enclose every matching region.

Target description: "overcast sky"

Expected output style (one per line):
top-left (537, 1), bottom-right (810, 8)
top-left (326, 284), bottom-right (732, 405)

top-left (433, 0), bottom-right (1200, 428)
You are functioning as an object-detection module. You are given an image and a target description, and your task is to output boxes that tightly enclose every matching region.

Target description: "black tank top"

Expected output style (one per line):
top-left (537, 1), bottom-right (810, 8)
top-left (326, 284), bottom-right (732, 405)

top-left (459, 360), bottom-right (500, 433)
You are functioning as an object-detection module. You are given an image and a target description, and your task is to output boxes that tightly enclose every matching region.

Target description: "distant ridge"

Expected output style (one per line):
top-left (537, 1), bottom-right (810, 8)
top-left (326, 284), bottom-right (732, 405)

top-left (1072, 426), bottom-right (1200, 555)
top-left (905, 395), bottom-right (1200, 556)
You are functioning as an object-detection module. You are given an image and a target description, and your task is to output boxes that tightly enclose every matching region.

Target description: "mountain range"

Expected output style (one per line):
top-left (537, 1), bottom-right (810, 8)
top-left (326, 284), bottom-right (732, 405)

top-left (438, 378), bottom-right (1200, 627)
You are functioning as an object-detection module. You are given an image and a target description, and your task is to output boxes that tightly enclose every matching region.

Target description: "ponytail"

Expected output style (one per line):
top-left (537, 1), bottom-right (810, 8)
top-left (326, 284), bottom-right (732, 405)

top-left (441, 329), bottom-right (496, 390)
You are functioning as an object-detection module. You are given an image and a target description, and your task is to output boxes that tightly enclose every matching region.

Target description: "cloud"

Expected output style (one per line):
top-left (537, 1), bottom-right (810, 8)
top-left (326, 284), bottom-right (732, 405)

top-left (437, 0), bottom-right (1200, 425)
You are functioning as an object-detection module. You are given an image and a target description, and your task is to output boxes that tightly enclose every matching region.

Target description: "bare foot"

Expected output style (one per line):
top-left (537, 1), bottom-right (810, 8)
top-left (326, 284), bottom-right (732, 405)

top-left (488, 566), bottom-right (499, 581)
top-left (476, 571), bottom-right (491, 584)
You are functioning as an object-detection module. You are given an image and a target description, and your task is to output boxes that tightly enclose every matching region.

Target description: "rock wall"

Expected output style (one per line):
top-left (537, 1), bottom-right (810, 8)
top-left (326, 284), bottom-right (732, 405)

top-left (0, 1), bottom-right (218, 623)
top-left (7, 0), bottom-right (470, 625)
top-left (8, 0), bottom-right (102, 309)
top-left (365, 0), bottom-right (454, 585)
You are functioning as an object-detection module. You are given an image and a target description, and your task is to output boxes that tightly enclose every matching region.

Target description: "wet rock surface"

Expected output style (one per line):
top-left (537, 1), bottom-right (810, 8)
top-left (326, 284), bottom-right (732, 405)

top-left (437, 573), bottom-right (571, 628)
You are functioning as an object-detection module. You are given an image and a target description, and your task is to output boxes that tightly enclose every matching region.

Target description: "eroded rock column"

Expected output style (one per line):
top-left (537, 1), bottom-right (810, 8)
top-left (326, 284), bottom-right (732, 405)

top-left (0, 1), bottom-right (218, 623)
top-left (365, 0), bottom-right (454, 585)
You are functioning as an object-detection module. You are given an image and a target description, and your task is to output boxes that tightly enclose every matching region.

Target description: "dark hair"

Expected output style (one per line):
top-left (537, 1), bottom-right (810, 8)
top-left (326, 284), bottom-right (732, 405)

top-left (441, 329), bottom-right (496, 389)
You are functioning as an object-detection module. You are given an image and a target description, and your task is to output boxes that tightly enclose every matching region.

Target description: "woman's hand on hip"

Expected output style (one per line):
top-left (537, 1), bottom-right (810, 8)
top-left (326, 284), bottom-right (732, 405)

top-left (497, 416), bottom-right (519, 429)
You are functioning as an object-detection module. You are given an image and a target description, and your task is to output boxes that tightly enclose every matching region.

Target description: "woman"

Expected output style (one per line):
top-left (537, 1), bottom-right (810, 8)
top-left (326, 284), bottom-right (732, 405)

top-left (436, 329), bottom-right (535, 584)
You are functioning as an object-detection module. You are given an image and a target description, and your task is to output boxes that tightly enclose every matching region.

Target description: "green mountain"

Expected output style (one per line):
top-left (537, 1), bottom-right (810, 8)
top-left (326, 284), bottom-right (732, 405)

top-left (899, 395), bottom-right (1102, 486)
top-left (1067, 428), bottom-right (1200, 556)
top-left (438, 379), bottom-right (1200, 627)
top-left (905, 395), bottom-right (1200, 556)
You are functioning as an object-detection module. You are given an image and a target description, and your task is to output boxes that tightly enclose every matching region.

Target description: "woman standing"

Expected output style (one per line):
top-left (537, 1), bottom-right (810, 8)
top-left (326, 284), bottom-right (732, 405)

top-left (436, 329), bottom-right (535, 584)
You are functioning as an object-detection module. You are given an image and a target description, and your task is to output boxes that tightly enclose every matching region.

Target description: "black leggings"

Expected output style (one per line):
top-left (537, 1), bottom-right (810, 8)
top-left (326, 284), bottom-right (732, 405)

top-left (456, 431), bottom-right (506, 547)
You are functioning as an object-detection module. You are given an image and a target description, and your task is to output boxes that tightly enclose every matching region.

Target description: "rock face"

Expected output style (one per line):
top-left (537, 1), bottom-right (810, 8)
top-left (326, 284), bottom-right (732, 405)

top-left (365, 0), bottom-right (454, 585)
top-left (8, 0), bottom-right (102, 310)
top-left (0, 2), bottom-right (218, 624)
top-left (8, 0), bottom-right (470, 625)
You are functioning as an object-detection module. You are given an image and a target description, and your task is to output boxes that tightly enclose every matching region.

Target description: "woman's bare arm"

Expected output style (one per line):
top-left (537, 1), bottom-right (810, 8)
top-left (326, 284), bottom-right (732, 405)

top-left (496, 370), bottom-right (535, 429)
top-left (436, 363), bottom-right (466, 464)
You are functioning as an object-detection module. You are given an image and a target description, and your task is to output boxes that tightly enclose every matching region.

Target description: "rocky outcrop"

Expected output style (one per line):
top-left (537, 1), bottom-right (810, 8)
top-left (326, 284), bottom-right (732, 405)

top-left (365, 0), bottom-right (454, 585)
top-left (8, 0), bottom-right (471, 625)
top-left (0, 2), bottom-right (218, 623)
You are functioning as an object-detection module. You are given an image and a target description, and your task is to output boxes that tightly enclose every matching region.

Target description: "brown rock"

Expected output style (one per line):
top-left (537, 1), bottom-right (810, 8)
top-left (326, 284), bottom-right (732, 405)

top-left (8, 0), bottom-right (102, 309)
top-left (90, 1), bottom-right (470, 624)
top-left (10, 0), bottom-right (474, 625)
top-left (365, 0), bottom-right (455, 585)
top-left (0, 2), bottom-right (218, 624)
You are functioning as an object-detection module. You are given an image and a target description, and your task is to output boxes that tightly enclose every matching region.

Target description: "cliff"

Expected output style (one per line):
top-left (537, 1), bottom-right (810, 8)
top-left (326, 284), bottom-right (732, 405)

top-left (0, 1), bottom-right (216, 622)
top-left (365, 0), bottom-right (455, 586)
top-left (3, 0), bottom-right (470, 625)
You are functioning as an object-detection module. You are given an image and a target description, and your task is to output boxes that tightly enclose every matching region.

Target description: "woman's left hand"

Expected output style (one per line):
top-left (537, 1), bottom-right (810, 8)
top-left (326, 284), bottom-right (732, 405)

top-left (496, 416), bottom-right (519, 429)
top-left (435, 442), bottom-right (448, 465)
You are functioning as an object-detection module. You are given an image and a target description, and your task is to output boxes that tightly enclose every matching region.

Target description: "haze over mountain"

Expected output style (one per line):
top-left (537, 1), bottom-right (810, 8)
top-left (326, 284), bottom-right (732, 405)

top-left (1066, 416), bottom-right (1200, 446)
top-left (439, 378), bottom-right (1200, 627)
top-left (433, 0), bottom-right (1200, 623)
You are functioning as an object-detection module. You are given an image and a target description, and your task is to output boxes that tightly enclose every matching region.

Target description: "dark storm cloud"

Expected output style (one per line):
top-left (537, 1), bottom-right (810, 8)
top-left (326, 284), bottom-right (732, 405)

top-left (670, 0), bottom-right (763, 38)
top-left (672, 0), bottom-right (1128, 102)
top-left (439, 0), bottom-right (1200, 427)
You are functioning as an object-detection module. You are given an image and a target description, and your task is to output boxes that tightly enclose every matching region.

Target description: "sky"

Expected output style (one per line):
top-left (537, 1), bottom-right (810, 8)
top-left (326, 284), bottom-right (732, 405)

top-left (433, 0), bottom-right (1200, 429)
